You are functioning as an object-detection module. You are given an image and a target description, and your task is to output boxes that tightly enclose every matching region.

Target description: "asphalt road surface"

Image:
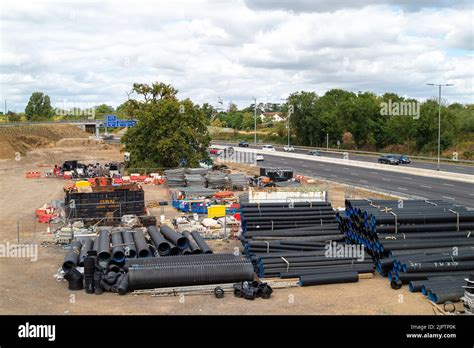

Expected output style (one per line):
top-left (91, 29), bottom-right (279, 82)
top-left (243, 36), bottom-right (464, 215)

top-left (216, 143), bottom-right (474, 175)
top-left (252, 152), bottom-right (474, 208)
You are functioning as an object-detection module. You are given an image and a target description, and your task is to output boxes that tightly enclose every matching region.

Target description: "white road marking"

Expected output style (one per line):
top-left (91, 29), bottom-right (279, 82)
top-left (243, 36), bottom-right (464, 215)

top-left (351, 173), bottom-right (358, 176)
top-left (324, 168), bottom-right (331, 171)
top-left (382, 178), bottom-right (391, 181)
top-left (442, 196), bottom-right (455, 200)
top-left (401, 176), bottom-right (412, 180)
top-left (443, 183), bottom-right (454, 187)
top-left (370, 171), bottom-right (378, 174)
top-left (343, 168), bottom-right (350, 171)
top-left (397, 187), bottom-right (408, 191)
top-left (420, 185), bottom-right (432, 189)
top-left (360, 180), bottom-right (368, 183)
top-left (330, 175), bottom-right (338, 178)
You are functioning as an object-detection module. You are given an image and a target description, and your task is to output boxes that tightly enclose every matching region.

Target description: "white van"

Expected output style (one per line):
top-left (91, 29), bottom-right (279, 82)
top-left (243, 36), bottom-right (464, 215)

top-left (261, 144), bottom-right (276, 152)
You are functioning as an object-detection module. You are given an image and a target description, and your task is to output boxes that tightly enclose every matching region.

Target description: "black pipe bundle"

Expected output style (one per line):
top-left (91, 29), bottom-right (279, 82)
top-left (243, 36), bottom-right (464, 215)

top-left (62, 240), bottom-right (82, 271)
top-left (340, 198), bottom-right (474, 304)
top-left (78, 238), bottom-right (93, 267)
top-left (132, 229), bottom-right (151, 258)
top-left (97, 229), bottom-right (111, 263)
top-left (299, 271), bottom-right (359, 286)
top-left (182, 231), bottom-right (203, 254)
top-left (126, 253), bottom-right (238, 267)
top-left (111, 231), bottom-right (125, 263)
top-left (160, 225), bottom-right (189, 250)
top-left (127, 254), bottom-right (254, 289)
top-left (147, 225), bottom-right (172, 256)
top-left (121, 231), bottom-right (137, 258)
top-left (190, 231), bottom-right (212, 254)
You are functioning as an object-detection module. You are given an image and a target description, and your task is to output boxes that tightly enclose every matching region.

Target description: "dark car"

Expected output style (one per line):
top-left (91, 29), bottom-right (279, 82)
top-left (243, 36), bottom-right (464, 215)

top-left (378, 155), bottom-right (399, 165)
top-left (307, 150), bottom-right (321, 156)
top-left (238, 141), bottom-right (249, 147)
top-left (396, 155), bottom-right (411, 164)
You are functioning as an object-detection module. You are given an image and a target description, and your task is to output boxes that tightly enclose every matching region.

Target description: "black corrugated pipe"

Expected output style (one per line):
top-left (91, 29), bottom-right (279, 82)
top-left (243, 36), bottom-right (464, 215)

top-left (128, 261), bottom-right (254, 289)
top-left (62, 240), bottom-right (82, 271)
top-left (147, 226), bottom-right (172, 256)
top-left (97, 229), bottom-right (111, 262)
top-left (125, 253), bottom-right (239, 267)
top-left (133, 229), bottom-right (151, 258)
top-left (191, 231), bottom-right (212, 254)
top-left (111, 231), bottom-right (125, 263)
top-left (299, 271), bottom-right (359, 286)
top-left (182, 231), bottom-right (203, 254)
top-left (121, 231), bottom-right (137, 258)
top-left (160, 225), bottom-right (189, 250)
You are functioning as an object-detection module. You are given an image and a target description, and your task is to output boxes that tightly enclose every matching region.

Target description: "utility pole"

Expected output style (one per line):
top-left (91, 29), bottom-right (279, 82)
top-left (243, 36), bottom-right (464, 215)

top-left (427, 83), bottom-right (453, 171)
top-left (326, 133), bottom-right (329, 150)
top-left (253, 97), bottom-right (257, 144)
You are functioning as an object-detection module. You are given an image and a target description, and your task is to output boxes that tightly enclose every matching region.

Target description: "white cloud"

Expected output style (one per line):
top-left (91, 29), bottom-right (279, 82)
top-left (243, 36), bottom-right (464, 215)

top-left (0, 0), bottom-right (472, 113)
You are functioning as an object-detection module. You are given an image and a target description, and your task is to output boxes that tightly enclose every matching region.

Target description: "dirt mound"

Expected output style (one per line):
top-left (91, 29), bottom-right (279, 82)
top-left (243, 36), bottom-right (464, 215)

top-left (0, 124), bottom-right (89, 159)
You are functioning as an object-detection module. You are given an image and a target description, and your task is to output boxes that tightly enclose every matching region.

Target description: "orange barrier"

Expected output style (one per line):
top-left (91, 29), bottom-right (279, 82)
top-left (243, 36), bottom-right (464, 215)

top-left (26, 171), bottom-right (41, 179)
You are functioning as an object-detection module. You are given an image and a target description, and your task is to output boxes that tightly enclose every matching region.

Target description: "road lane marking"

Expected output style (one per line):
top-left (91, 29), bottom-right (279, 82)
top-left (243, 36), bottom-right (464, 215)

top-left (443, 183), bottom-right (454, 187)
top-left (442, 196), bottom-right (455, 200)
top-left (401, 177), bottom-right (412, 180)
top-left (360, 180), bottom-right (368, 183)
top-left (420, 185), bottom-right (432, 189)
top-left (370, 171), bottom-right (378, 174)
top-left (397, 187), bottom-right (408, 191)
top-left (382, 178), bottom-right (391, 181)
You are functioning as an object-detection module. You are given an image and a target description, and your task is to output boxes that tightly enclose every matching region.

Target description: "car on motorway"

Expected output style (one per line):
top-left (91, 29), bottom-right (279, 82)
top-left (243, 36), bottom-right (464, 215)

top-left (238, 141), bottom-right (249, 147)
top-left (261, 144), bottom-right (276, 151)
top-left (284, 145), bottom-right (295, 152)
top-left (255, 154), bottom-right (264, 161)
top-left (307, 150), bottom-right (321, 156)
top-left (378, 155), bottom-right (399, 165)
top-left (396, 155), bottom-right (411, 164)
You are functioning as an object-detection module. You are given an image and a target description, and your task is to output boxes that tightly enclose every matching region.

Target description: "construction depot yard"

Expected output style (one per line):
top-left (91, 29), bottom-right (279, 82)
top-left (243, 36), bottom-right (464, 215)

top-left (0, 137), bottom-right (437, 315)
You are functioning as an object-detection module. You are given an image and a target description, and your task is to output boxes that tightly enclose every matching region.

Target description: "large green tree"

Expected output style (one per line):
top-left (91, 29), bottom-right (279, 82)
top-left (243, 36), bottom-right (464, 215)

top-left (121, 82), bottom-right (210, 168)
top-left (25, 92), bottom-right (54, 120)
top-left (94, 104), bottom-right (114, 120)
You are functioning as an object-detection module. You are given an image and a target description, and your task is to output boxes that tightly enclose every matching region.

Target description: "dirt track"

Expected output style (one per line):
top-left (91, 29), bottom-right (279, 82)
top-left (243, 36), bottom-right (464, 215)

top-left (0, 140), bottom-right (435, 315)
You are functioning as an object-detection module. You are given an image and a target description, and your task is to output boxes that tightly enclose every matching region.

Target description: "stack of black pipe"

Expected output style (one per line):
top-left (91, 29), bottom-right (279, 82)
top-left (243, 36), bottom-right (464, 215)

top-left (241, 201), bottom-right (373, 282)
top-left (339, 199), bottom-right (474, 304)
top-left (127, 254), bottom-right (254, 289)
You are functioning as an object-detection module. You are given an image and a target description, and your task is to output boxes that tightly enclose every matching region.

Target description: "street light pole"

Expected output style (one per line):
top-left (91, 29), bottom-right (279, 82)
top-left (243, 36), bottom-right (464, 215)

top-left (253, 97), bottom-right (257, 144)
top-left (427, 83), bottom-right (453, 171)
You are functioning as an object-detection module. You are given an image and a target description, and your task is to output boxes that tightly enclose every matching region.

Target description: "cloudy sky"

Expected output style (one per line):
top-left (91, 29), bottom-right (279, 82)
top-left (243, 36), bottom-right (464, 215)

top-left (1, 0), bottom-right (473, 112)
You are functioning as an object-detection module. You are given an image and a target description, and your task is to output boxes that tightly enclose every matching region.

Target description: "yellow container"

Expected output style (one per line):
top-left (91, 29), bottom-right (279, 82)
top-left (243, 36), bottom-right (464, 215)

top-left (75, 180), bottom-right (91, 188)
top-left (208, 205), bottom-right (226, 218)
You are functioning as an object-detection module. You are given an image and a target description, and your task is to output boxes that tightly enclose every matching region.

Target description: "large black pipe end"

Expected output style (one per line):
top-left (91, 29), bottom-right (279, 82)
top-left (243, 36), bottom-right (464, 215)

top-left (169, 247), bottom-right (180, 256)
top-left (138, 248), bottom-right (151, 258)
top-left (204, 250), bottom-right (213, 254)
top-left (157, 243), bottom-right (171, 255)
top-left (62, 260), bottom-right (75, 272)
top-left (192, 249), bottom-right (203, 255)
top-left (127, 250), bottom-right (137, 258)
top-left (390, 279), bottom-right (403, 290)
top-left (176, 237), bottom-right (189, 250)
top-left (98, 251), bottom-right (111, 263)
top-left (113, 251), bottom-right (125, 263)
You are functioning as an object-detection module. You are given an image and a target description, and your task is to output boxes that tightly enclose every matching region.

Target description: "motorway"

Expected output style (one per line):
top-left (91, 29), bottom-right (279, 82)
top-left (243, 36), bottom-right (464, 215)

top-left (257, 152), bottom-right (474, 208)
top-left (216, 142), bottom-right (474, 175)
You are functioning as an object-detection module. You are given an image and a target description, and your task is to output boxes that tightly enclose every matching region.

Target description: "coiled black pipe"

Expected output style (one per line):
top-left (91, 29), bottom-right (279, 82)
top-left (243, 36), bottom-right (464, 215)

top-left (160, 225), bottom-right (189, 250)
top-left (122, 231), bottom-right (137, 258)
top-left (128, 261), bottom-right (254, 289)
top-left (191, 231), bottom-right (212, 254)
top-left (125, 253), bottom-right (239, 266)
top-left (299, 271), bottom-right (359, 286)
top-left (182, 231), bottom-right (203, 254)
top-left (147, 226), bottom-right (172, 256)
top-left (62, 240), bottom-right (82, 271)
top-left (97, 229), bottom-right (111, 262)
top-left (78, 238), bottom-right (93, 267)
top-left (111, 231), bottom-right (125, 263)
top-left (132, 229), bottom-right (151, 258)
